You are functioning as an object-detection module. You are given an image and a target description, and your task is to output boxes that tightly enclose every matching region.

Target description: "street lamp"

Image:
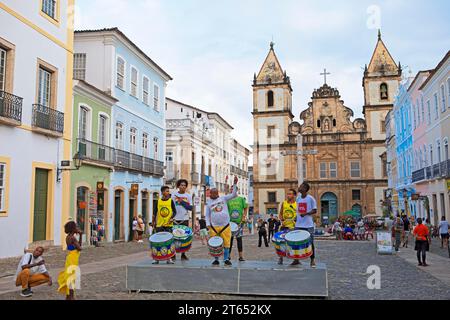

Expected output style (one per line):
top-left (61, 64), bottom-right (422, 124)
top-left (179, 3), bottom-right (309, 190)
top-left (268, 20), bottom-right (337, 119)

top-left (57, 152), bottom-right (83, 183)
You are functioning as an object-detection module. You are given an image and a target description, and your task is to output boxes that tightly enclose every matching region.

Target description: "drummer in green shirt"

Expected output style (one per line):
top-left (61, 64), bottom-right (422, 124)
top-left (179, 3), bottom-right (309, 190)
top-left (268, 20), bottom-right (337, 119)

top-left (227, 189), bottom-right (248, 262)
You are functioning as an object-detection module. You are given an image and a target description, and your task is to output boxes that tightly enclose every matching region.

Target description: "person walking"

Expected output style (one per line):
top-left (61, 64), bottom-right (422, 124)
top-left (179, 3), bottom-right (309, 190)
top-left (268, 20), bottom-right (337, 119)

top-left (267, 214), bottom-right (276, 241)
top-left (438, 216), bottom-right (449, 249)
top-left (393, 216), bottom-right (404, 252)
top-left (199, 217), bottom-right (208, 245)
top-left (413, 218), bottom-right (430, 267)
top-left (136, 214), bottom-right (145, 243)
top-left (257, 218), bottom-right (269, 247)
top-left (402, 214), bottom-right (411, 248)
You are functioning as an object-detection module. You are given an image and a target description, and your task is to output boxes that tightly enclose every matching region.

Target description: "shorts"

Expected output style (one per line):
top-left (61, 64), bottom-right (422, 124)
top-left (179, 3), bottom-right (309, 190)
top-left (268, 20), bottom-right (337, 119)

top-left (200, 229), bottom-right (208, 237)
top-left (156, 226), bottom-right (173, 233)
top-left (441, 233), bottom-right (449, 239)
top-left (209, 225), bottom-right (231, 248)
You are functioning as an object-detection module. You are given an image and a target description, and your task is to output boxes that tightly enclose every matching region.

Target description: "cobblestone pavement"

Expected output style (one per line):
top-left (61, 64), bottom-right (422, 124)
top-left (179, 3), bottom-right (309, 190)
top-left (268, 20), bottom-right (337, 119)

top-left (1, 232), bottom-right (449, 300)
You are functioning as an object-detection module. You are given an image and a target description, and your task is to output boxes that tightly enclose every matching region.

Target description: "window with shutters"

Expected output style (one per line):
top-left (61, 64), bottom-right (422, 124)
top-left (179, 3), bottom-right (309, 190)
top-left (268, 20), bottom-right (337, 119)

top-left (350, 162), bottom-right (361, 178)
top-left (0, 162), bottom-right (6, 212)
top-left (130, 67), bottom-right (138, 97)
top-left (130, 128), bottom-right (137, 154)
top-left (73, 53), bottom-right (86, 80)
top-left (142, 133), bottom-right (149, 157)
top-left (0, 48), bottom-right (6, 91)
top-left (153, 84), bottom-right (160, 111)
top-left (41, 0), bottom-right (57, 20)
top-left (330, 162), bottom-right (337, 178)
top-left (115, 122), bottom-right (124, 150)
top-left (143, 76), bottom-right (150, 105)
top-left (116, 57), bottom-right (125, 90)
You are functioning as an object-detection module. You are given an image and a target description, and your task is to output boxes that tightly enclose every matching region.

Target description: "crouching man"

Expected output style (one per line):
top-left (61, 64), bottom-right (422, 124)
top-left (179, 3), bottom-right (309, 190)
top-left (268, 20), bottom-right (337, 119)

top-left (15, 246), bottom-right (52, 297)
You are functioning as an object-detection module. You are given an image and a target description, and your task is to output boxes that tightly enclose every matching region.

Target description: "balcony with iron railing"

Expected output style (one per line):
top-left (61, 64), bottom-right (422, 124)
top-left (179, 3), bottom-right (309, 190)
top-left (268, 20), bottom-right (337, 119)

top-left (432, 163), bottom-right (441, 178)
top-left (0, 91), bottom-right (23, 126)
top-left (412, 168), bottom-right (425, 183)
top-left (113, 148), bottom-right (164, 177)
top-left (77, 139), bottom-right (115, 165)
top-left (32, 104), bottom-right (64, 137)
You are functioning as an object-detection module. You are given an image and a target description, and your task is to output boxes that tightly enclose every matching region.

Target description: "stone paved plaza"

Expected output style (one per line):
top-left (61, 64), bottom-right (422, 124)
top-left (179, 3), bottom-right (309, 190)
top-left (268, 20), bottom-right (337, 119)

top-left (1, 233), bottom-right (449, 300)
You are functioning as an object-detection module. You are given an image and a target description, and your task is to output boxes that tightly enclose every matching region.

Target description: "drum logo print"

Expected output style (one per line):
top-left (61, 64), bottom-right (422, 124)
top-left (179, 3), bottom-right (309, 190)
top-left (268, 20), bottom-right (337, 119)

top-left (231, 210), bottom-right (240, 219)
top-left (213, 204), bottom-right (223, 213)
top-left (160, 206), bottom-right (170, 217)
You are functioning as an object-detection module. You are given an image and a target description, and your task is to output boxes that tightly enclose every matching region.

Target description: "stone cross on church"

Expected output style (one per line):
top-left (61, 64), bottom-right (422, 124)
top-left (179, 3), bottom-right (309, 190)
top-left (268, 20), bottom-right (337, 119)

top-left (320, 68), bottom-right (331, 84)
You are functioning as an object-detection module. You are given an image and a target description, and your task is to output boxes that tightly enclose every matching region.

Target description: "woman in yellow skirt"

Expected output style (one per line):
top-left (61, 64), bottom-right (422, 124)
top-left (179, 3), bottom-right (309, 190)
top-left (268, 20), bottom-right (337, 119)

top-left (58, 221), bottom-right (82, 300)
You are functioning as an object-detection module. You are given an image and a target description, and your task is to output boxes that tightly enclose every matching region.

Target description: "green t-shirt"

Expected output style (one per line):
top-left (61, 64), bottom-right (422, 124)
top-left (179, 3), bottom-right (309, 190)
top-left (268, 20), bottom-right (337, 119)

top-left (227, 196), bottom-right (248, 224)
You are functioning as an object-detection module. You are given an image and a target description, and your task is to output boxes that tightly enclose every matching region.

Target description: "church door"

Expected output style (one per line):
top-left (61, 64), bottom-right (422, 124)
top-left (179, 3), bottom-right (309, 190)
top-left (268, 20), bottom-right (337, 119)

top-left (321, 192), bottom-right (338, 225)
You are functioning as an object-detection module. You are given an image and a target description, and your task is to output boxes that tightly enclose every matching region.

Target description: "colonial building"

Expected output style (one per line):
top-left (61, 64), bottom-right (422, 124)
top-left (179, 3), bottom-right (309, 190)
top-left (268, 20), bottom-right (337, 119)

top-left (71, 79), bottom-right (117, 246)
top-left (252, 33), bottom-right (401, 224)
top-left (74, 28), bottom-right (172, 242)
top-left (0, 1), bottom-right (75, 258)
top-left (412, 51), bottom-right (450, 224)
top-left (165, 97), bottom-right (251, 217)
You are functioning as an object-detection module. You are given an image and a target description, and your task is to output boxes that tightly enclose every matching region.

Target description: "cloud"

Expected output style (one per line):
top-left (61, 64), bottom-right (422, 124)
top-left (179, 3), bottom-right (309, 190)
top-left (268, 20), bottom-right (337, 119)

top-left (75, 0), bottom-right (450, 155)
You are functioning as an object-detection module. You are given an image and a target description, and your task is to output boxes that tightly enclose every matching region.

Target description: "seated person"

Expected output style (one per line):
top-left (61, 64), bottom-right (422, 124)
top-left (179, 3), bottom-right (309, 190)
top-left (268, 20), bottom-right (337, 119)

top-left (343, 225), bottom-right (354, 240)
top-left (15, 246), bottom-right (52, 298)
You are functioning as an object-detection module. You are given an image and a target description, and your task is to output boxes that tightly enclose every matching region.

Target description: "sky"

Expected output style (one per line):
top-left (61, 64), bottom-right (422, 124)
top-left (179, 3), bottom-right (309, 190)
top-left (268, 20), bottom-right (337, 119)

top-left (75, 0), bottom-right (450, 151)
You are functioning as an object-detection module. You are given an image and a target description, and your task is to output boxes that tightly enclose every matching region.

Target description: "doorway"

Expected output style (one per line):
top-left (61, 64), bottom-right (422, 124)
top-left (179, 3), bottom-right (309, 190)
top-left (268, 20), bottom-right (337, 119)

top-left (76, 186), bottom-right (89, 242)
top-left (129, 195), bottom-right (136, 241)
top-left (114, 190), bottom-right (123, 241)
top-left (320, 192), bottom-right (338, 225)
top-left (33, 169), bottom-right (49, 242)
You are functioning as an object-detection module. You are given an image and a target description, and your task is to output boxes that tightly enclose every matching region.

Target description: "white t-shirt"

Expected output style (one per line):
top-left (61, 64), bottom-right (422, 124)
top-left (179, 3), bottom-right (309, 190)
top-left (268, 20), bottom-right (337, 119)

top-left (296, 194), bottom-right (317, 229)
top-left (439, 221), bottom-right (449, 234)
top-left (172, 192), bottom-right (193, 221)
top-left (15, 253), bottom-right (47, 282)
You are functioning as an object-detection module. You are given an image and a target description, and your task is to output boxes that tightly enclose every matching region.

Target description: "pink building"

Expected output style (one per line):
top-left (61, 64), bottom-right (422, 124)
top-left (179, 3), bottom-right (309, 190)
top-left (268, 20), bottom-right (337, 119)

top-left (411, 70), bottom-right (432, 219)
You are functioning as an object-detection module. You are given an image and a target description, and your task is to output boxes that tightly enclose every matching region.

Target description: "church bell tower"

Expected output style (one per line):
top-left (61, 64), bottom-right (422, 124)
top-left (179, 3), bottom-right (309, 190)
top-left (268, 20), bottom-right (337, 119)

top-left (252, 42), bottom-right (294, 215)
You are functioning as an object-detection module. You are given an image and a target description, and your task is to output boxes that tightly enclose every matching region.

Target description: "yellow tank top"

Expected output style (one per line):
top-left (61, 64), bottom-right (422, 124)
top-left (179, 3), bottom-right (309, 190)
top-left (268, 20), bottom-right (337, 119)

top-left (157, 198), bottom-right (173, 228)
top-left (282, 200), bottom-right (297, 229)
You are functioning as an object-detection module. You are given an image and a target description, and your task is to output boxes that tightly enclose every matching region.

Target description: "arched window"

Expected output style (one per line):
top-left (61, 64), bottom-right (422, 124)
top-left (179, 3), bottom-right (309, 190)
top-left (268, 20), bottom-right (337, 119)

top-left (333, 119), bottom-right (337, 127)
top-left (380, 83), bottom-right (389, 100)
top-left (267, 90), bottom-right (274, 108)
top-left (317, 120), bottom-right (321, 128)
top-left (444, 139), bottom-right (449, 161)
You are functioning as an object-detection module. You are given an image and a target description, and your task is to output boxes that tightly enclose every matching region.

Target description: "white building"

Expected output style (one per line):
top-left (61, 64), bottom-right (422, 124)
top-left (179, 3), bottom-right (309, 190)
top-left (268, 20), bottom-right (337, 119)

top-left (165, 98), bottom-right (251, 215)
top-left (0, 1), bottom-right (75, 258)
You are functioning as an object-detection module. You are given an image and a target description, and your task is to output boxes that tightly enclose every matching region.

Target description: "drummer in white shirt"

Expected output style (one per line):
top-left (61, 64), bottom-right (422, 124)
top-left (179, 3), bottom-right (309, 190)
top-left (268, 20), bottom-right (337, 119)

top-left (205, 176), bottom-right (239, 266)
top-left (293, 182), bottom-right (317, 268)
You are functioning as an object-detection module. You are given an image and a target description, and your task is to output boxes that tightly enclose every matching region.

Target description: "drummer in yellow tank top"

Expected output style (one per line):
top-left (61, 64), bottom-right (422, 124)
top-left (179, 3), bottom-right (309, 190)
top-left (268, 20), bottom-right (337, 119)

top-left (279, 189), bottom-right (297, 231)
top-left (277, 189), bottom-right (297, 265)
top-left (153, 186), bottom-right (177, 231)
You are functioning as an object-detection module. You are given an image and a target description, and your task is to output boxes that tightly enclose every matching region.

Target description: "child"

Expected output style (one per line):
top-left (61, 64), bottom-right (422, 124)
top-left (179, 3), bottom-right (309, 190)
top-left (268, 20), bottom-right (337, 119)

top-left (277, 189), bottom-right (297, 265)
top-left (205, 176), bottom-right (238, 266)
top-left (152, 186), bottom-right (177, 264)
top-left (57, 221), bottom-right (82, 300)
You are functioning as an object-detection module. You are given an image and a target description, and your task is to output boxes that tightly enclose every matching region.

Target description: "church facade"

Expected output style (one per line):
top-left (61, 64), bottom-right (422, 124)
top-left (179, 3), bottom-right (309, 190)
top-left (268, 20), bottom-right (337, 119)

top-left (252, 33), bottom-right (402, 224)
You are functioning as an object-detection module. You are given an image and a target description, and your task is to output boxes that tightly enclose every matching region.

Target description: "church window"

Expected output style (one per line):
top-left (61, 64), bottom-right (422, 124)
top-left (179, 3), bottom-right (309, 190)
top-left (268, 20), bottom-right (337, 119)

top-left (268, 192), bottom-right (277, 203)
top-left (350, 162), bottom-right (361, 178)
top-left (319, 163), bottom-right (327, 179)
top-left (267, 126), bottom-right (275, 138)
top-left (352, 190), bottom-right (361, 201)
top-left (380, 83), bottom-right (388, 100)
top-left (333, 119), bottom-right (336, 127)
top-left (330, 162), bottom-right (337, 178)
top-left (267, 90), bottom-right (274, 108)
top-left (317, 120), bottom-right (321, 128)
top-left (380, 120), bottom-right (386, 133)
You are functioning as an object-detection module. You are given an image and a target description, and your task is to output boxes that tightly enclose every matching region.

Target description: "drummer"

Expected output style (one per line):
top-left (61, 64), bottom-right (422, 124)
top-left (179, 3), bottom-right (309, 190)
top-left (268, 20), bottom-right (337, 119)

top-left (152, 186), bottom-right (177, 264)
top-left (172, 179), bottom-right (193, 261)
top-left (205, 176), bottom-right (239, 266)
top-left (227, 187), bottom-right (248, 262)
top-left (277, 189), bottom-right (297, 265)
top-left (293, 182), bottom-right (317, 268)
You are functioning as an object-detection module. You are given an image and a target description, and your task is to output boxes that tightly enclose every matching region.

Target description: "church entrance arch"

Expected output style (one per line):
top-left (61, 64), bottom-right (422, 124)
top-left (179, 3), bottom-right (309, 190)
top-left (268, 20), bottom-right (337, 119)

top-left (321, 192), bottom-right (338, 225)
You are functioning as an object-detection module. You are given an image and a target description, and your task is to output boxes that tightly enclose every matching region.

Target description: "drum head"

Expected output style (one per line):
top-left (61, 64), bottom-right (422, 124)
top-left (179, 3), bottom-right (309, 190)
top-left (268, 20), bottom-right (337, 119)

top-left (274, 230), bottom-right (288, 241)
top-left (150, 232), bottom-right (173, 243)
top-left (208, 236), bottom-right (224, 247)
top-left (230, 222), bottom-right (239, 232)
top-left (285, 230), bottom-right (310, 242)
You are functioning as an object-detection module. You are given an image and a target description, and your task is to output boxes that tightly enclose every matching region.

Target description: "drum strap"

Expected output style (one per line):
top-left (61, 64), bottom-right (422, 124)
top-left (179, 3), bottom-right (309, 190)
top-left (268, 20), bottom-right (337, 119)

top-left (211, 224), bottom-right (230, 236)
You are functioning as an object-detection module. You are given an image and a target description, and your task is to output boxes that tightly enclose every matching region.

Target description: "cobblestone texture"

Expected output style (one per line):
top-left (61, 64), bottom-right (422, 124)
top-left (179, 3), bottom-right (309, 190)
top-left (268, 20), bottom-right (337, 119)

top-left (1, 232), bottom-right (449, 300)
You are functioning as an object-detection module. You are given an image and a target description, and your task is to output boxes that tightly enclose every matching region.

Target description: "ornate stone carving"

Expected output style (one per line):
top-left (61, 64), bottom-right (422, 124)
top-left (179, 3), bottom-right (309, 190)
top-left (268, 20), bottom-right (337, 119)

top-left (312, 84), bottom-right (340, 99)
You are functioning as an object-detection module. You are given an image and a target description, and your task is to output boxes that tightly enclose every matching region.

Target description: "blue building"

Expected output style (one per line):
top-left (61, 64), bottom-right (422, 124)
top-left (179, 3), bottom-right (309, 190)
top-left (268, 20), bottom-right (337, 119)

top-left (393, 77), bottom-right (416, 216)
top-left (74, 28), bottom-right (172, 242)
